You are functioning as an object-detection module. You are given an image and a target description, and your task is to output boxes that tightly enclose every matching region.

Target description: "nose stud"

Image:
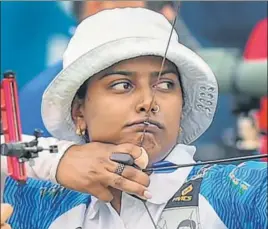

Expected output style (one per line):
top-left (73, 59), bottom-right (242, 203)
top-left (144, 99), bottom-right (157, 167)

top-left (152, 105), bottom-right (160, 113)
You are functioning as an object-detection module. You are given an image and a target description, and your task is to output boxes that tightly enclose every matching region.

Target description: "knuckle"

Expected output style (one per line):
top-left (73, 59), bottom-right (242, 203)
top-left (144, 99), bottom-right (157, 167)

top-left (98, 157), bottom-right (106, 164)
top-left (87, 170), bottom-right (98, 180)
top-left (86, 171), bottom-right (102, 187)
top-left (113, 176), bottom-right (124, 187)
top-left (98, 157), bottom-right (108, 165)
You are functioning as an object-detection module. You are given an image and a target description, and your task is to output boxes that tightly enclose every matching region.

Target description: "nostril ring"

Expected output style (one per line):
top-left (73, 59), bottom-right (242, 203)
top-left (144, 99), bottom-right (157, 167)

top-left (152, 105), bottom-right (160, 113)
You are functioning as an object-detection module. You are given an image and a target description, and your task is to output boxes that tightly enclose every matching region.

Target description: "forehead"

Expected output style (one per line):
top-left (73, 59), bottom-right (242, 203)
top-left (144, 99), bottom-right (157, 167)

top-left (87, 56), bottom-right (179, 83)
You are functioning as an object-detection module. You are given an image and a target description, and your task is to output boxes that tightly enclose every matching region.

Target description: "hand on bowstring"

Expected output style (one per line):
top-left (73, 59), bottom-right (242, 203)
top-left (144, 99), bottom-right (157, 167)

top-left (1, 203), bottom-right (13, 229)
top-left (56, 142), bottom-right (151, 202)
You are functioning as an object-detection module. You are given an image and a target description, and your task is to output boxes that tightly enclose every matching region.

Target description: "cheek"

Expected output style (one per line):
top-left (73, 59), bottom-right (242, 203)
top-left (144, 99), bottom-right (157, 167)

top-left (165, 96), bottom-right (182, 122)
top-left (83, 95), bottom-right (131, 140)
top-left (163, 97), bottom-right (183, 136)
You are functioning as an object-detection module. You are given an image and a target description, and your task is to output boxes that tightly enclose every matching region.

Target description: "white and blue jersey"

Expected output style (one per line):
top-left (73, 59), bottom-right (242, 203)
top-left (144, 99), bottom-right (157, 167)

top-left (3, 150), bottom-right (267, 229)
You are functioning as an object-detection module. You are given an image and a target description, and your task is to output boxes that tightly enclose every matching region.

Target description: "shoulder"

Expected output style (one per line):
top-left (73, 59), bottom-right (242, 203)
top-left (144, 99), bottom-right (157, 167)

top-left (188, 161), bottom-right (267, 184)
top-left (188, 161), bottom-right (267, 199)
top-left (188, 162), bottom-right (267, 229)
top-left (4, 176), bottom-right (91, 229)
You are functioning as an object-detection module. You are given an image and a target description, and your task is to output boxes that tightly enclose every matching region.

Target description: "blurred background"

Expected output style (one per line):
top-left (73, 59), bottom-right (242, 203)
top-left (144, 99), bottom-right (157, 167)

top-left (1, 1), bottom-right (267, 162)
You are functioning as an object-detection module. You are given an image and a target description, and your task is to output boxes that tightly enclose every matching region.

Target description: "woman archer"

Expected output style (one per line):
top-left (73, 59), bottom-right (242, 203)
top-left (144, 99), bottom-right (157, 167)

top-left (1, 8), bottom-right (267, 229)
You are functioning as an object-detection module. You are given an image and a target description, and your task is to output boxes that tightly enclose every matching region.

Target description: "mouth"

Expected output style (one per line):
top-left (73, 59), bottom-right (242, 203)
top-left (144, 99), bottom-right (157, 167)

top-left (125, 119), bottom-right (164, 133)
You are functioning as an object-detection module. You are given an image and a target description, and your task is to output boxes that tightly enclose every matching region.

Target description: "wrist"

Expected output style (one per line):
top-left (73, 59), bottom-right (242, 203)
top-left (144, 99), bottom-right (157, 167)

top-left (52, 141), bottom-right (77, 184)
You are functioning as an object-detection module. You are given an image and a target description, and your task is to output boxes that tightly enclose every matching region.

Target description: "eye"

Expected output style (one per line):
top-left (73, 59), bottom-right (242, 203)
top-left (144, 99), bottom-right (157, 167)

top-left (111, 81), bottom-right (133, 91)
top-left (155, 81), bottom-right (174, 90)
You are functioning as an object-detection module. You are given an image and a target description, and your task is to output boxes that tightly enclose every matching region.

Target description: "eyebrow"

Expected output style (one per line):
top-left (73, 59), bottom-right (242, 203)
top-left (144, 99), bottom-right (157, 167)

top-left (98, 70), bottom-right (134, 80)
top-left (151, 69), bottom-right (179, 77)
top-left (98, 68), bottom-right (178, 80)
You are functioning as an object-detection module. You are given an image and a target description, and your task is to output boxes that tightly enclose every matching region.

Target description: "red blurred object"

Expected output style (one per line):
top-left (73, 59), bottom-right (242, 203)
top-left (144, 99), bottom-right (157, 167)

top-left (258, 97), bottom-right (268, 161)
top-left (243, 18), bottom-right (267, 161)
top-left (244, 18), bottom-right (267, 60)
top-left (1, 72), bottom-right (27, 181)
top-left (259, 97), bottom-right (268, 132)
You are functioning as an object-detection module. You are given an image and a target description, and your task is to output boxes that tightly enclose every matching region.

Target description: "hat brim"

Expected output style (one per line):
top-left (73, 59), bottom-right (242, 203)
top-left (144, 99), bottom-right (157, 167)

top-left (42, 37), bottom-right (218, 144)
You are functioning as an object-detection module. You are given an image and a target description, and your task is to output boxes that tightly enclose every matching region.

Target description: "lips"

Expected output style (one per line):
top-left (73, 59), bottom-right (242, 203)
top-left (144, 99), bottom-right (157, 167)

top-left (129, 123), bottom-right (160, 133)
top-left (125, 119), bottom-right (164, 133)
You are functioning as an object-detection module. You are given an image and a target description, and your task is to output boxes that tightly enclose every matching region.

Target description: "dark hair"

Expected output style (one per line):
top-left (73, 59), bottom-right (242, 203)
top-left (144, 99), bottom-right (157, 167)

top-left (76, 78), bottom-right (89, 100)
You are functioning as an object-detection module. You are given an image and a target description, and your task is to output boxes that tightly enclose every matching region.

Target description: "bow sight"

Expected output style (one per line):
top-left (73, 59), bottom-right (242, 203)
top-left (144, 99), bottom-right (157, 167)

top-left (1, 129), bottom-right (58, 163)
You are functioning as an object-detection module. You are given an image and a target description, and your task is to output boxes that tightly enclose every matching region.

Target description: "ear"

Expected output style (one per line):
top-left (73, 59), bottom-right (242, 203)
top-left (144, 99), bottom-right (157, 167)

top-left (71, 97), bottom-right (87, 131)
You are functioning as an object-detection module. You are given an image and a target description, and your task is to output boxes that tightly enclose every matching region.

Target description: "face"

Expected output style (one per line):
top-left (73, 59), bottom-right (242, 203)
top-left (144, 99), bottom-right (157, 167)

top-left (74, 56), bottom-right (183, 164)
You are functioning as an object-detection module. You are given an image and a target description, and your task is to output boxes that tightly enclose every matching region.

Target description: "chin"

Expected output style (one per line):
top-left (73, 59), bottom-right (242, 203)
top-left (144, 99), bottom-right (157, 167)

top-left (139, 136), bottom-right (165, 162)
top-left (115, 133), bottom-right (169, 162)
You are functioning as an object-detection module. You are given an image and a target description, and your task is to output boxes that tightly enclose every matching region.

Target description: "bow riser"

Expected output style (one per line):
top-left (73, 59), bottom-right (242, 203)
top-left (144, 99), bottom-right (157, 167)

top-left (1, 72), bottom-right (27, 181)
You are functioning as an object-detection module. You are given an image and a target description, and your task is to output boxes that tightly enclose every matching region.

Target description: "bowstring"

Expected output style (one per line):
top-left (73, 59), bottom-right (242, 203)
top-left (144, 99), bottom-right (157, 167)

top-left (139, 7), bottom-right (179, 148)
top-left (138, 4), bottom-right (180, 229)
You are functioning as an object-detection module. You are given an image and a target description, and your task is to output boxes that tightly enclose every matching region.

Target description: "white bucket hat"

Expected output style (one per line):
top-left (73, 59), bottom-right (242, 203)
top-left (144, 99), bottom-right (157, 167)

top-left (42, 8), bottom-right (218, 145)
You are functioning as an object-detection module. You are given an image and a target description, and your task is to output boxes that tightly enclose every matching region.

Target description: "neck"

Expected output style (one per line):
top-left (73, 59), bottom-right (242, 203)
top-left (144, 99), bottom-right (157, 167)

top-left (110, 188), bottom-right (122, 214)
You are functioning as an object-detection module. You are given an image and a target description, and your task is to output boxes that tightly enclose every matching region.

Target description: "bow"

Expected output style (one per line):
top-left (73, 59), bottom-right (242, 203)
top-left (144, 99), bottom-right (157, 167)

top-left (0, 71), bottom-right (58, 183)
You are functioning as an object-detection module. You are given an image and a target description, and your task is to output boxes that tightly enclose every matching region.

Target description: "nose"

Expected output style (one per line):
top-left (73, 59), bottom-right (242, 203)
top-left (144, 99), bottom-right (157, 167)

top-left (135, 88), bottom-right (159, 114)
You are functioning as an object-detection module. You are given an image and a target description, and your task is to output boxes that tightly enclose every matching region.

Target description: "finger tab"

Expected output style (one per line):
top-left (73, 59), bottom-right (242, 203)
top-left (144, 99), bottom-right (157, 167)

top-left (110, 153), bottom-right (134, 165)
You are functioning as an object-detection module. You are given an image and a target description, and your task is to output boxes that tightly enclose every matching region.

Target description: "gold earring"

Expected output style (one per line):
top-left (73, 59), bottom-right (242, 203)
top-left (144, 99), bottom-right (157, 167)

top-left (76, 128), bottom-right (82, 136)
top-left (76, 127), bottom-right (85, 136)
top-left (179, 127), bottom-right (183, 133)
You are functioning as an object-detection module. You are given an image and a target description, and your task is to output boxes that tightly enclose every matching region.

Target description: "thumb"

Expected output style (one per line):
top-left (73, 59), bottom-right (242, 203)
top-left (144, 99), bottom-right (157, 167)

top-left (134, 147), bottom-right (149, 169)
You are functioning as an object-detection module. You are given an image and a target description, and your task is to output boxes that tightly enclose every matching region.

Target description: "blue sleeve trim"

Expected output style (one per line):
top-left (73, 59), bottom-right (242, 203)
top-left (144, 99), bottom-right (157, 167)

top-left (4, 176), bottom-right (91, 229)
